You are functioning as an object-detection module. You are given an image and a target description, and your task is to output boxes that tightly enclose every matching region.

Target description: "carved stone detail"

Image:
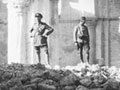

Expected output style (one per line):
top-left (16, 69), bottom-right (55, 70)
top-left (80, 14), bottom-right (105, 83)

top-left (2, 0), bottom-right (33, 14)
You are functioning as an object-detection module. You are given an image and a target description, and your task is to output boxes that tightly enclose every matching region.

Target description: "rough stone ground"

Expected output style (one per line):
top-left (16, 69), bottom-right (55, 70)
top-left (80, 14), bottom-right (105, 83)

top-left (0, 63), bottom-right (119, 90)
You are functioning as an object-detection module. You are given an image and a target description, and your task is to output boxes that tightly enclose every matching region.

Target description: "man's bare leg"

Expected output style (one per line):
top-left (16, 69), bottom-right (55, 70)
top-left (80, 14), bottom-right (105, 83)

top-left (80, 47), bottom-right (84, 63)
top-left (36, 51), bottom-right (41, 63)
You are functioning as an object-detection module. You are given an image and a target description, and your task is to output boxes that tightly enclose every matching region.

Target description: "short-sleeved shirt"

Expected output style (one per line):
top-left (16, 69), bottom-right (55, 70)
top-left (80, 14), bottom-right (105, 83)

top-left (31, 22), bottom-right (53, 46)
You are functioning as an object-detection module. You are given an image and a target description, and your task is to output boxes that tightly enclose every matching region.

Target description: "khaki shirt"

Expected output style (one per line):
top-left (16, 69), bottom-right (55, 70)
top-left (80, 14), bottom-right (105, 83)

top-left (31, 22), bottom-right (54, 46)
top-left (73, 24), bottom-right (89, 43)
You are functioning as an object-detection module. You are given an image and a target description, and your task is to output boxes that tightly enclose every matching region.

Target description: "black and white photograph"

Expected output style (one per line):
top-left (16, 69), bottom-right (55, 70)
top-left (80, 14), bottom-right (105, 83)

top-left (0, 0), bottom-right (120, 90)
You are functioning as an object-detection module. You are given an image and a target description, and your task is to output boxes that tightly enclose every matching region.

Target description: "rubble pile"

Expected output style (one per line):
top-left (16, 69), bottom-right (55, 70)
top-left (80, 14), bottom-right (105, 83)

top-left (0, 63), bottom-right (120, 90)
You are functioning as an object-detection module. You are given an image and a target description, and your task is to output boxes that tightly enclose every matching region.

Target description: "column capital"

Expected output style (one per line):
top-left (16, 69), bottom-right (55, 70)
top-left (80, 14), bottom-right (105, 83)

top-left (3, 0), bottom-right (33, 15)
top-left (2, 0), bottom-right (33, 9)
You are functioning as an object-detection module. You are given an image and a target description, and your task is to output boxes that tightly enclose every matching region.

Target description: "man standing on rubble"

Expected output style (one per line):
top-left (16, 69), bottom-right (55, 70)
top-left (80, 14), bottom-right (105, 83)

top-left (73, 16), bottom-right (90, 63)
top-left (30, 13), bottom-right (54, 65)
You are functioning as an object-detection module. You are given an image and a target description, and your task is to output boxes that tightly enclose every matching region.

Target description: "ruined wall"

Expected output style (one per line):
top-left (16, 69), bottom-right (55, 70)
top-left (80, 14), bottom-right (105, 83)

top-left (51, 0), bottom-right (120, 67)
top-left (95, 0), bottom-right (120, 67)
top-left (3, 0), bottom-right (120, 67)
top-left (50, 0), bottom-right (96, 67)
top-left (109, 0), bottom-right (120, 67)
top-left (0, 1), bottom-right (7, 64)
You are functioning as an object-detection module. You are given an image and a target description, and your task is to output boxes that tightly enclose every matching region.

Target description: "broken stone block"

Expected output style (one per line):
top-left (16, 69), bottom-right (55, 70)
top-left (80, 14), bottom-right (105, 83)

top-left (6, 78), bottom-right (22, 88)
top-left (76, 85), bottom-right (89, 90)
top-left (63, 85), bottom-right (77, 90)
top-left (9, 85), bottom-right (22, 90)
top-left (37, 83), bottom-right (56, 90)
top-left (30, 77), bottom-right (43, 84)
top-left (22, 83), bottom-right (37, 90)
top-left (90, 88), bottom-right (103, 90)
top-left (60, 73), bottom-right (79, 86)
top-left (0, 84), bottom-right (8, 90)
top-left (2, 71), bottom-right (12, 81)
top-left (41, 79), bottom-right (56, 86)
top-left (15, 71), bottom-right (23, 78)
top-left (45, 69), bottom-right (62, 82)
top-left (31, 70), bottom-right (47, 79)
top-left (20, 74), bottom-right (31, 85)
top-left (63, 70), bottom-right (72, 76)
top-left (0, 69), bottom-right (5, 77)
top-left (31, 63), bottom-right (46, 70)
top-left (103, 79), bottom-right (120, 90)
top-left (25, 87), bottom-right (33, 90)
top-left (79, 76), bottom-right (92, 87)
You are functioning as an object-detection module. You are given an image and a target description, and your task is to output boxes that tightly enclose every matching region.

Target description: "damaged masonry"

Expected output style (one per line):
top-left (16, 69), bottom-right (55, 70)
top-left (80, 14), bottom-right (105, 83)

top-left (0, 63), bottom-right (119, 90)
top-left (1, 0), bottom-right (120, 90)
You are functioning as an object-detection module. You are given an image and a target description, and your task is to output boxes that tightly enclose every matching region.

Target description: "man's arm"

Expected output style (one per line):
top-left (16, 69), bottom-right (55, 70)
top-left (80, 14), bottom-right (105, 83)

top-left (42, 24), bottom-right (54, 37)
top-left (73, 26), bottom-right (78, 43)
top-left (30, 27), bottom-right (34, 38)
top-left (73, 26), bottom-right (79, 50)
top-left (30, 28), bottom-right (33, 32)
top-left (86, 26), bottom-right (90, 42)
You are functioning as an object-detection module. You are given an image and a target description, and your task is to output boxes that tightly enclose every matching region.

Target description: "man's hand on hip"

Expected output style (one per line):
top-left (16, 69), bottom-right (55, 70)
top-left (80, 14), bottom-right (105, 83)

top-left (74, 42), bottom-right (78, 46)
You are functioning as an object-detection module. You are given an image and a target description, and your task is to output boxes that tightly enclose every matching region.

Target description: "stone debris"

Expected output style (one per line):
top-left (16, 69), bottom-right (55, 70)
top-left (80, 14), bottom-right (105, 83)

top-left (0, 63), bottom-right (119, 90)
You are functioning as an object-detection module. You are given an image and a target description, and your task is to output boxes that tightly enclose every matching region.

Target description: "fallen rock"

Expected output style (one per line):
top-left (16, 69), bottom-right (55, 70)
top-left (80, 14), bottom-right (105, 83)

top-left (79, 76), bottom-right (92, 87)
top-left (41, 79), bottom-right (56, 86)
top-left (76, 85), bottom-right (89, 90)
top-left (103, 79), bottom-right (120, 90)
top-left (6, 78), bottom-right (22, 88)
top-left (90, 88), bottom-right (103, 90)
top-left (45, 69), bottom-right (62, 82)
top-left (22, 83), bottom-right (37, 90)
top-left (30, 77), bottom-right (43, 84)
top-left (0, 83), bottom-right (9, 90)
top-left (37, 83), bottom-right (56, 90)
top-left (60, 73), bottom-right (79, 86)
top-left (63, 85), bottom-right (77, 90)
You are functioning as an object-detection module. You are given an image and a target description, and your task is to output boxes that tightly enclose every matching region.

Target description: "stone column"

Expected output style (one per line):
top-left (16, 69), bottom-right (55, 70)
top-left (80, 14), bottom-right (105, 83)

top-left (105, 0), bottom-right (110, 66)
top-left (96, 18), bottom-right (105, 65)
top-left (2, 0), bottom-right (32, 64)
top-left (49, 0), bottom-right (60, 66)
top-left (87, 17), bottom-right (97, 64)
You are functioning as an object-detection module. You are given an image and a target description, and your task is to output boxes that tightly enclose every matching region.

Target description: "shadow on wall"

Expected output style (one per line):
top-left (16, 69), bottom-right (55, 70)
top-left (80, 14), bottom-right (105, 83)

top-left (0, 1), bottom-right (8, 64)
top-left (95, 0), bottom-right (120, 67)
top-left (110, 18), bottom-right (120, 67)
top-left (110, 0), bottom-right (120, 67)
top-left (96, 17), bottom-right (120, 67)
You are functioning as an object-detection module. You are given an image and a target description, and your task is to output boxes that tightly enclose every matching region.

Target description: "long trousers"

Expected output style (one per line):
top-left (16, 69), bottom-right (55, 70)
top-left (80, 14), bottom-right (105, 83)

top-left (78, 41), bottom-right (90, 63)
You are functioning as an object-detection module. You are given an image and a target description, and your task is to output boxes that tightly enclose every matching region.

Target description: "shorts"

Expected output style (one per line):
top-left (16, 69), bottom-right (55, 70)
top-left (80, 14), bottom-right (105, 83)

top-left (34, 45), bottom-right (48, 54)
top-left (78, 41), bottom-right (90, 51)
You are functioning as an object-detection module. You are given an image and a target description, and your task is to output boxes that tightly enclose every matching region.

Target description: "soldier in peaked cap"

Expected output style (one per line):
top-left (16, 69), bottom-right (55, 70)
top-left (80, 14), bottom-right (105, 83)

top-left (35, 13), bottom-right (43, 18)
top-left (30, 13), bottom-right (54, 66)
